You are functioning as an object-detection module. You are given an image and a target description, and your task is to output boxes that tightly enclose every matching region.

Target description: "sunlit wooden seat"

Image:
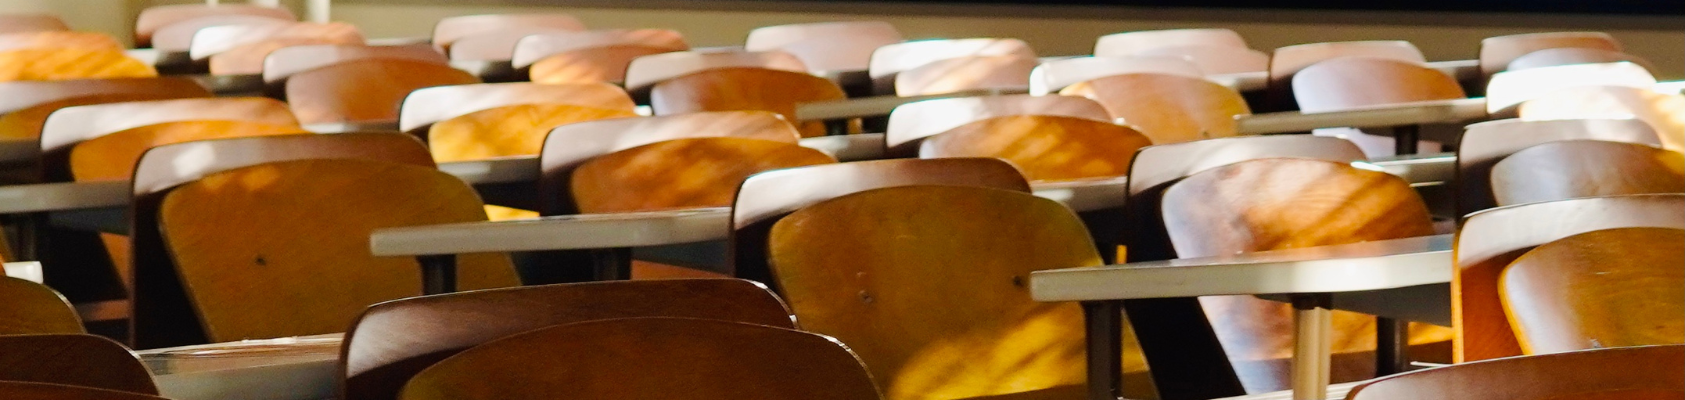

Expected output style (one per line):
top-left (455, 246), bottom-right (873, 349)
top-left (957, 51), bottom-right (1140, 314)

top-left (1507, 47), bottom-right (1654, 72)
top-left (431, 14), bottom-right (585, 53)
top-left (1485, 62), bottom-right (1657, 118)
top-left (134, 4), bottom-right (295, 48)
top-left (893, 54), bottom-right (1036, 96)
top-left (0, 49), bottom-right (155, 82)
top-left (884, 94), bottom-right (1110, 156)
top-left (0, 31), bottom-right (122, 52)
top-left (400, 317), bottom-right (880, 400)
top-left (1030, 56), bottom-right (1202, 95)
top-left (262, 44), bottom-right (448, 94)
top-left (1456, 118), bottom-right (1662, 217)
top-left (1491, 140), bottom-right (1684, 206)
top-left (0, 277), bottom-right (81, 335)
top-left (920, 115), bottom-right (1152, 182)
top-left (867, 38), bottom-right (1035, 95)
top-left (745, 21), bottom-right (902, 74)
top-left (1292, 57), bottom-right (1465, 156)
top-left (569, 137), bottom-right (834, 213)
top-left (285, 58), bottom-right (479, 127)
top-left (1269, 40), bottom-right (1424, 110)
top-left (193, 22), bottom-right (365, 75)
top-left (1062, 72), bottom-right (1251, 144)
top-left (0, 334), bottom-right (156, 394)
top-left (0, 381), bottom-right (170, 400)
top-left (1501, 228), bottom-right (1683, 354)
top-left (401, 82), bottom-right (635, 161)
top-left (649, 67), bottom-right (847, 137)
top-left (0, 14), bottom-right (69, 35)
top-left (1519, 85), bottom-right (1685, 151)
top-left (1095, 28), bottom-right (1249, 55)
top-left (342, 279), bottom-right (794, 400)
top-left (623, 50), bottom-right (807, 96)
top-left (513, 29), bottom-right (687, 84)
top-left (1479, 32), bottom-right (1622, 79)
top-left (1347, 345), bottom-right (1684, 400)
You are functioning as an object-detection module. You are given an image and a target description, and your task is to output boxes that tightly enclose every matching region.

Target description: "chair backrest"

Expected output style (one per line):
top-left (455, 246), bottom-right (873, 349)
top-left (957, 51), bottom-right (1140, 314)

top-left (893, 54), bottom-right (1037, 96)
top-left (1519, 85), bottom-right (1684, 152)
top-left (868, 38), bottom-right (1035, 95)
top-left (68, 121), bottom-right (307, 181)
top-left (1454, 194), bottom-right (1685, 362)
top-left (134, 4), bottom-right (296, 48)
top-left (729, 158), bottom-right (1030, 283)
top-left (745, 21), bottom-right (903, 73)
top-left (1485, 62), bottom-right (1656, 114)
top-left (512, 29), bottom-right (687, 69)
top-left (921, 115), bottom-right (1152, 182)
top-left (0, 334), bottom-right (155, 394)
top-left (446, 27), bottom-right (582, 62)
top-left (0, 31), bottom-right (122, 52)
top-left (399, 82), bottom-right (634, 133)
top-left (1479, 32), bottom-right (1622, 78)
top-left (151, 14), bottom-right (291, 52)
top-left (570, 137), bottom-right (835, 213)
top-left (398, 317), bottom-right (881, 400)
top-left (1491, 140), bottom-right (1684, 206)
top-left (196, 22), bottom-right (365, 75)
top-left (1094, 28), bottom-right (1249, 56)
top-left (431, 14), bottom-right (585, 51)
top-left (1137, 45), bottom-right (1270, 75)
top-left (429, 104), bottom-right (636, 162)
top-left (0, 78), bottom-right (210, 142)
top-left (1292, 56), bottom-right (1466, 112)
top-left (1062, 72), bottom-right (1251, 144)
top-left (1501, 228), bottom-right (1684, 354)
top-left (649, 67), bottom-right (846, 138)
top-left (264, 44), bottom-right (447, 86)
top-left (1348, 345), bottom-right (1684, 400)
top-left (623, 50), bottom-right (806, 94)
top-left (767, 185), bottom-right (1098, 400)
top-left (0, 277), bottom-right (81, 335)
top-left (1456, 118), bottom-right (1661, 217)
top-left (526, 45), bottom-right (681, 85)
top-left (286, 58), bottom-right (480, 125)
top-left (0, 381), bottom-right (169, 400)
top-left (0, 14), bottom-right (68, 35)
top-left (1030, 56), bottom-right (1203, 95)
top-left (1508, 48), bottom-right (1653, 72)
top-left (0, 49), bottom-right (156, 82)
top-left (42, 97), bottom-right (296, 155)
top-left (1269, 40), bottom-right (1424, 108)
top-left (884, 94), bottom-right (1111, 156)
top-left (342, 279), bottom-right (795, 400)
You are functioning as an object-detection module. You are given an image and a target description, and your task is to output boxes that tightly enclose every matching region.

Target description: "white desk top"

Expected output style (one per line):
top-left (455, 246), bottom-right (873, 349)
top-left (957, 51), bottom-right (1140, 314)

top-left (1030, 234), bottom-right (1452, 302)
top-left (142, 334), bottom-right (341, 400)
top-left (1237, 98), bottom-right (1489, 135)
top-left (0, 181), bottom-right (129, 214)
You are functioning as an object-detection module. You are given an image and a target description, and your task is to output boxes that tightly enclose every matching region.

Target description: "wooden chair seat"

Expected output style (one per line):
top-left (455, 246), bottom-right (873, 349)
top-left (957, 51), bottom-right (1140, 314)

top-left (1479, 32), bottom-right (1622, 78)
top-left (1347, 345), bottom-right (1683, 400)
top-left (41, 97), bottom-right (299, 159)
top-left (428, 104), bottom-right (636, 162)
top-left (0, 277), bottom-right (82, 335)
top-left (892, 55), bottom-right (1037, 96)
top-left (1507, 48), bottom-right (1654, 72)
top-left (530, 44), bottom-right (685, 85)
top-left (286, 59), bottom-right (480, 125)
top-left (1501, 228), bottom-right (1684, 354)
top-left (649, 67), bottom-right (848, 138)
top-left (150, 15), bottom-right (292, 53)
top-left (263, 44), bottom-right (448, 88)
top-left (1094, 28), bottom-right (1249, 56)
top-left (919, 115), bottom-right (1153, 182)
top-left (431, 14), bottom-right (585, 52)
top-left (1063, 72), bottom-right (1251, 144)
top-left (868, 38), bottom-right (1036, 95)
top-left (446, 27), bottom-right (583, 62)
top-left (569, 137), bottom-right (834, 213)
top-left (0, 90), bottom-right (214, 142)
top-left (1456, 118), bottom-right (1664, 217)
top-left (399, 81), bottom-right (635, 135)
top-left (623, 50), bottom-right (807, 95)
top-left (197, 22), bottom-right (365, 75)
top-left (1484, 62), bottom-right (1655, 115)
top-left (744, 21), bottom-right (902, 73)
top-left (511, 29), bottom-right (687, 70)
top-left (1269, 40), bottom-right (1424, 110)
top-left (1292, 57), bottom-right (1464, 156)
top-left (884, 94), bottom-right (1111, 156)
top-left (69, 120), bottom-right (308, 181)
top-left (1030, 55), bottom-right (1203, 95)
top-left (1491, 140), bottom-right (1685, 206)
top-left (0, 334), bottom-right (157, 394)
top-left (0, 49), bottom-right (155, 82)
top-left (134, 4), bottom-right (296, 48)
top-left (0, 381), bottom-right (169, 400)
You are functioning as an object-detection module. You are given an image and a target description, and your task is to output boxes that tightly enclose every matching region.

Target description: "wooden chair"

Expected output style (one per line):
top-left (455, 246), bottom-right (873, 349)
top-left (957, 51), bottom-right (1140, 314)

top-left (0, 277), bottom-right (81, 335)
top-left (0, 49), bottom-right (155, 82)
top-left (400, 82), bottom-right (635, 160)
top-left (399, 317), bottom-right (880, 400)
top-left (1484, 62), bottom-right (1655, 115)
top-left (431, 14), bottom-right (585, 52)
top-left (766, 185), bottom-right (1103, 400)
top-left (745, 21), bottom-right (902, 74)
top-left (867, 38), bottom-right (1035, 95)
top-left (1347, 345), bottom-right (1684, 400)
top-left (883, 94), bottom-right (1110, 156)
top-left (70, 121), bottom-right (308, 182)
top-left (921, 115), bottom-right (1151, 182)
top-left (1062, 72), bottom-right (1251, 144)
top-left (1491, 140), bottom-right (1684, 206)
top-left (1519, 85), bottom-right (1685, 152)
top-left (41, 97), bottom-right (299, 179)
top-left (648, 67), bottom-right (847, 138)
top-left (195, 22), bottom-right (365, 75)
top-left (1269, 40), bottom-right (1424, 110)
top-left (150, 15), bottom-right (292, 53)
top-left (0, 14), bottom-right (68, 35)
top-left (1138, 45), bottom-right (1270, 75)
top-left (623, 50), bottom-right (807, 96)
top-left (446, 27), bottom-right (586, 62)
top-left (0, 31), bottom-right (122, 52)
top-left (1507, 48), bottom-right (1654, 72)
top-left (1292, 57), bottom-right (1466, 156)
top-left (399, 81), bottom-right (634, 135)
top-left (134, 4), bottom-right (296, 48)
top-left (262, 44), bottom-right (448, 96)
top-left (1501, 228), bottom-right (1683, 354)
top-left (286, 58), bottom-right (480, 126)
top-left (342, 279), bottom-right (794, 400)
top-left (513, 29), bottom-right (687, 84)
top-left (1030, 56), bottom-right (1202, 95)
top-left (893, 55), bottom-right (1037, 96)
top-left (1479, 32), bottom-right (1622, 78)
top-left (0, 78), bottom-right (210, 142)
top-left (1454, 194), bottom-right (1684, 362)
top-left (0, 334), bottom-right (156, 394)
top-left (0, 381), bottom-right (170, 400)
top-left (1094, 28), bottom-right (1249, 56)
top-left (1161, 157), bottom-right (1437, 393)
top-left (569, 137), bottom-right (834, 213)
top-left (1456, 118), bottom-right (1662, 217)
top-left (537, 111), bottom-right (800, 210)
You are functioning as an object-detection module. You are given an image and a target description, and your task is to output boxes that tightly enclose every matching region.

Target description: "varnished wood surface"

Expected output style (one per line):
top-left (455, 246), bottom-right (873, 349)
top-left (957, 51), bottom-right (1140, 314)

top-left (1502, 228), bottom-right (1684, 354)
top-left (1491, 140), bottom-right (1685, 206)
top-left (1031, 56), bottom-right (1202, 95)
top-left (0, 31), bottom-right (122, 52)
top-left (41, 97), bottom-right (297, 154)
top-left (1064, 73), bottom-right (1251, 144)
top-left (1268, 41), bottom-right (1424, 103)
top-left (512, 29), bottom-right (687, 69)
top-left (529, 44), bottom-right (677, 85)
top-left (1518, 86), bottom-right (1685, 152)
top-left (446, 27), bottom-right (584, 61)
top-left (1507, 48), bottom-right (1653, 72)
top-left (399, 81), bottom-right (633, 133)
top-left (263, 44), bottom-right (448, 85)
top-left (0, 334), bottom-right (157, 394)
top-left (0, 91), bottom-right (214, 143)
top-left (0, 277), bottom-right (82, 335)
top-left (201, 23), bottom-right (366, 75)
top-left (569, 137), bottom-right (834, 213)
top-left (399, 317), bottom-right (880, 400)
top-left (343, 279), bottom-right (794, 400)
top-left (150, 15), bottom-right (292, 52)
top-left (70, 120), bottom-right (307, 181)
top-left (649, 67), bottom-right (847, 137)
top-left (884, 94), bottom-right (1110, 156)
top-left (1346, 345), bottom-right (1684, 400)
top-left (1456, 118), bottom-right (1662, 217)
top-left (134, 4), bottom-right (296, 48)
top-left (0, 14), bottom-right (69, 35)
top-left (1478, 32), bottom-right (1622, 78)
top-left (0, 49), bottom-right (155, 82)
top-left (624, 50), bottom-right (807, 94)
top-left (1292, 57), bottom-right (1465, 112)
top-left (920, 115), bottom-right (1152, 182)
top-left (431, 14), bottom-right (585, 51)
top-left (286, 58), bottom-right (480, 125)
top-left (0, 381), bottom-right (169, 400)
top-left (1484, 62), bottom-right (1656, 115)
top-left (1138, 45), bottom-right (1270, 75)
top-left (429, 104), bottom-right (635, 161)
top-left (867, 38), bottom-right (1036, 79)
top-left (893, 55), bottom-right (1036, 96)
top-left (0, 77), bottom-right (208, 115)
top-left (1094, 28), bottom-right (1249, 56)
top-left (744, 21), bottom-right (902, 73)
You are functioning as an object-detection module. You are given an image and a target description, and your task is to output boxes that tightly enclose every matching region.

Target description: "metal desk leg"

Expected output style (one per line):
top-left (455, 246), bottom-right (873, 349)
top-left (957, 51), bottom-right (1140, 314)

top-left (1375, 317), bottom-right (1410, 375)
top-left (1083, 301), bottom-right (1124, 400)
top-left (1291, 294), bottom-right (1333, 400)
top-left (1393, 125), bottom-right (1421, 155)
top-left (419, 255), bottom-right (457, 295)
top-left (591, 247), bottom-right (632, 281)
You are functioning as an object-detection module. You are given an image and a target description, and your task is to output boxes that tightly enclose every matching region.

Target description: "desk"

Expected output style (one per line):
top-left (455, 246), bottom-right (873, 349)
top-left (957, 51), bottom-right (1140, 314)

top-left (1237, 98), bottom-right (1489, 135)
top-left (142, 334), bottom-right (341, 400)
top-left (1031, 234), bottom-right (1451, 400)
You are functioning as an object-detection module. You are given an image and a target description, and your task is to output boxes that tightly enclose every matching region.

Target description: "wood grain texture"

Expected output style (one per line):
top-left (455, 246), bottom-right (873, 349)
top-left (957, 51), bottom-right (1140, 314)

top-left (286, 59), bottom-right (480, 125)
top-left (1268, 40), bottom-right (1424, 108)
top-left (1064, 73), bottom-right (1251, 144)
top-left (70, 121), bottom-right (306, 181)
top-left (1457, 118), bottom-right (1663, 217)
top-left (569, 137), bottom-right (834, 213)
top-left (41, 97), bottom-right (298, 154)
top-left (919, 115), bottom-right (1152, 182)
top-left (0, 49), bottom-right (155, 82)
top-left (0, 14), bottom-right (69, 35)
top-left (134, 4), bottom-right (296, 48)
top-left (650, 67), bottom-right (848, 138)
top-left (1491, 140), bottom-right (1685, 206)
top-left (745, 21), bottom-right (902, 72)
top-left (1501, 228), bottom-right (1685, 354)
top-left (399, 317), bottom-right (880, 400)
top-left (0, 381), bottom-right (169, 400)
top-left (0, 277), bottom-right (82, 335)
top-left (768, 185), bottom-right (1106, 400)
top-left (264, 44), bottom-right (448, 85)
top-left (1347, 345), bottom-right (1684, 400)
top-left (893, 55), bottom-right (1036, 96)
top-left (431, 14), bottom-right (584, 51)
top-left (0, 334), bottom-right (156, 394)
top-left (1094, 28), bottom-right (1249, 56)
top-left (342, 279), bottom-right (794, 400)
top-left (1479, 32), bottom-right (1622, 77)
top-left (428, 104), bottom-right (635, 162)
top-left (157, 159), bottom-right (518, 342)
top-left (0, 31), bottom-right (122, 52)
top-left (1519, 86), bottom-right (1685, 152)
top-left (513, 28), bottom-right (687, 69)
top-left (400, 81), bottom-right (633, 134)
top-left (0, 92), bottom-right (214, 141)
top-left (884, 94), bottom-right (1110, 157)
top-left (1137, 45), bottom-right (1270, 75)
top-left (529, 44), bottom-right (680, 84)
top-left (1291, 57), bottom-right (1465, 112)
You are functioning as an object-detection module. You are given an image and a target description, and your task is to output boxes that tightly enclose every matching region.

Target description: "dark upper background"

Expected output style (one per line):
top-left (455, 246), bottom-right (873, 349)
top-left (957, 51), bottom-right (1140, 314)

top-left (918, 0), bottom-right (1684, 15)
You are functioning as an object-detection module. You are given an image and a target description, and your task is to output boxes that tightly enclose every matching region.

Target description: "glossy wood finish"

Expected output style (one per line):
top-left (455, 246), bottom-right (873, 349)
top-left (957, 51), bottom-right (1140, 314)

top-left (286, 59), bottom-right (480, 125)
top-left (429, 104), bottom-right (636, 161)
top-left (41, 97), bottom-right (297, 154)
top-left (0, 49), bottom-right (155, 82)
top-left (431, 14), bottom-right (585, 51)
top-left (528, 45), bottom-right (675, 85)
top-left (263, 44), bottom-right (448, 86)
top-left (0, 31), bottom-right (121, 52)
top-left (1484, 62), bottom-right (1656, 115)
top-left (0, 334), bottom-right (156, 394)
top-left (893, 55), bottom-right (1036, 96)
top-left (1347, 345), bottom-right (1684, 400)
top-left (1454, 194), bottom-right (1685, 362)
top-left (1031, 56), bottom-right (1202, 95)
top-left (69, 121), bottom-right (307, 181)
top-left (1293, 57), bottom-right (1465, 112)
top-left (868, 38), bottom-right (1035, 95)
top-left (745, 21), bottom-right (902, 73)
top-left (1064, 73), bottom-right (1251, 144)
top-left (1094, 28), bottom-right (1249, 56)
top-left (884, 94), bottom-right (1110, 156)
top-left (0, 381), bottom-right (169, 400)
top-left (134, 4), bottom-right (296, 48)
top-left (768, 185), bottom-right (1100, 400)
top-left (201, 23), bottom-right (366, 75)
top-left (1518, 86), bottom-right (1685, 152)
top-left (570, 137), bottom-right (834, 213)
top-left (623, 50), bottom-right (806, 94)
top-left (1507, 48), bottom-right (1653, 72)
top-left (343, 279), bottom-right (794, 400)
top-left (399, 317), bottom-right (880, 400)
top-left (399, 82), bottom-right (633, 134)
top-left (0, 78), bottom-right (208, 115)
top-left (649, 67), bottom-right (847, 138)
top-left (0, 83), bottom-right (213, 143)
top-left (0, 277), bottom-right (81, 334)
top-left (0, 14), bottom-right (68, 35)
top-left (151, 15), bottom-right (292, 52)
top-left (1478, 32), bottom-right (1622, 77)
top-left (1138, 45), bottom-right (1270, 75)
top-left (512, 29), bottom-right (687, 69)
top-left (446, 27), bottom-right (582, 61)
top-left (920, 115), bottom-right (1152, 182)
top-left (1501, 228), bottom-right (1684, 354)
top-left (1456, 118), bottom-right (1661, 216)
top-left (1491, 140), bottom-right (1685, 206)
top-left (1270, 41), bottom-right (1423, 90)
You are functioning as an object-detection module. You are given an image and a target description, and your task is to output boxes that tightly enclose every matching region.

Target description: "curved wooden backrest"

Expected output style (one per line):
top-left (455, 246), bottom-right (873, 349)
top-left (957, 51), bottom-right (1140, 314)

top-left (151, 15), bottom-right (292, 52)
top-left (768, 185), bottom-right (1098, 400)
top-left (528, 45), bottom-right (679, 85)
top-left (868, 38), bottom-right (1035, 94)
top-left (729, 158), bottom-right (1030, 283)
top-left (264, 44), bottom-right (447, 85)
top-left (1138, 45), bottom-right (1270, 75)
top-left (1354, 345), bottom-right (1684, 400)
top-left (0, 14), bottom-right (68, 35)
top-left (134, 4), bottom-right (295, 48)
top-left (1501, 228), bottom-right (1684, 354)
top-left (42, 97), bottom-right (297, 154)
top-left (1454, 194), bottom-right (1685, 362)
top-left (1479, 32), bottom-right (1622, 78)
top-left (1456, 118), bottom-right (1661, 217)
top-left (1519, 85), bottom-right (1684, 152)
top-left (1031, 55), bottom-right (1203, 95)
top-left (0, 334), bottom-right (155, 394)
top-left (1270, 40), bottom-right (1422, 86)
top-left (1292, 56), bottom-right (1465, 112)
top-left (429, 104), bottom-right (636, 162)
top-left (1491, 140), bottom-right (1685, 207)
top-left (920, 115), bottom-right (1152, 182)
top-left (0, 277), bottom-right (81, 334)
top-left (893, 54), bottom-right (1036, 96)
top-left (0, 31), bottom-right (121, 52)
top-left (70, 121), bottom-right (308, 181)
top-left (0, 77), bottom-right (208, 115)
top-left (0, 82), bottom-right (213, 142)
top-left (744, 21), bottom-right (903, 73)
top-left (399, 317), bottom-right (880, 400)
top-left (623, 50), bottom-right (807, 94)
top-left (649, 67), bottom-right (846, 138)
top-left (884, 94), bottom-right (1110, 156)
top-left (1485, 62), bottom-right (1655, 114)
top-left (342, 279), bottom-right (794, 400)
top-left (570, 137), bottom-right (835, 213)
top-left (1094, 28), bottom-right (1249, 56)
top-left (399, 82), bottom-right (633, 133)
top-left (286, 59), bottom-right (480, 125)
top-left (0, 381), bottom-right (169, 400)
top-left (1508, 48), bottom-right (1653, 72)
top-left (189, 22), bottom-right (362, 61)
top-left (512, 29), bottom-right (687, 69)
top-left (157, 158), bottom-right (520, 343)
top-left (0, 49), bottom-right (155, 82)
top-left (431, 14), bottom-right (585, 51)
top-left (1063, 73), bottom-right (1251, 144)
top-left (446, 27), bottom-right (580, 61)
